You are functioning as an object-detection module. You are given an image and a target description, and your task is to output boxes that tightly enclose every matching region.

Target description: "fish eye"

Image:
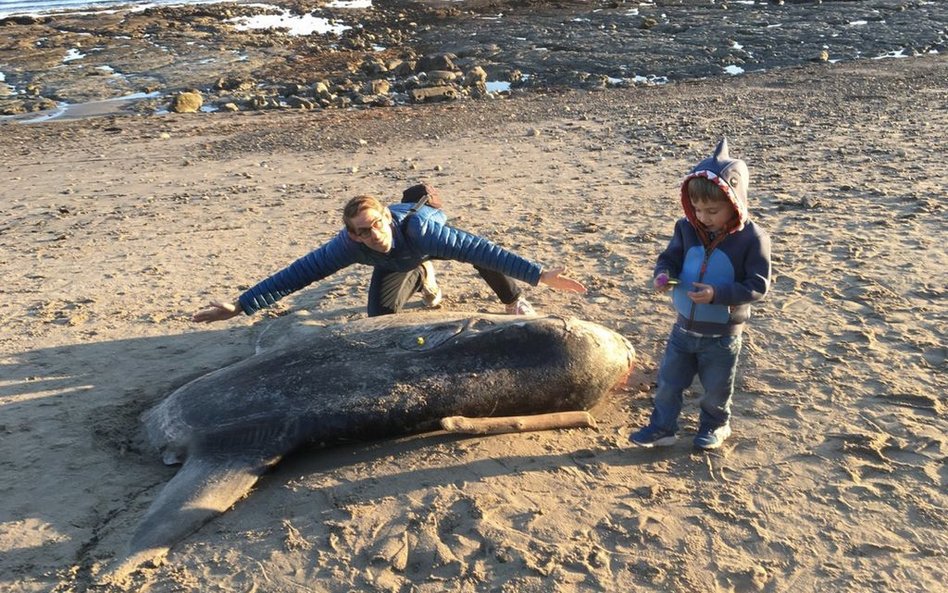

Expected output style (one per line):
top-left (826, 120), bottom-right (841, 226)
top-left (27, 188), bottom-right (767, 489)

top-left (398, 322), bottom-right (465, 351)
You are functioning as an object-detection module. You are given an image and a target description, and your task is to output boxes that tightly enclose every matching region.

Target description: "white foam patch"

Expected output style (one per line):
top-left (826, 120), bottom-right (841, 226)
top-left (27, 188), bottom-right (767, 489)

top-left (0, 0), bottom-right (237, 18)
top-left (326, 0), bottom-right (372, 8)
top-left (872, 49), bottom-right (909, 59)
top-left (63, 48), bottom-right (85, 62)
top-left (631, 74), bottom-right (668, 85)
top-left (229, 9), bottom-right (351, 36)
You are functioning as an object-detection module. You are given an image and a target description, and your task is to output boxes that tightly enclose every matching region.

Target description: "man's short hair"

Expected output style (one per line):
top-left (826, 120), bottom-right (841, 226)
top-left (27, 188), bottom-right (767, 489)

top-left (687, 176), bottom-right (729, 204)
top-left (343, 195), bottom-right (384, 231)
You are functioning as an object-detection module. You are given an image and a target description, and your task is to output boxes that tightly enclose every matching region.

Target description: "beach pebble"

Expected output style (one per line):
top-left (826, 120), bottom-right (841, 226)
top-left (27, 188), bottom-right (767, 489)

top-left (170, 91), bottom-right (203, 113)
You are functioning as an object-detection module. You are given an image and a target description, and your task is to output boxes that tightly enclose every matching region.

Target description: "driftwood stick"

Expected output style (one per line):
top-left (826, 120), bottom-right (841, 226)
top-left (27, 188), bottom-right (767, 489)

top-left (440, 411), bottom-right (596, 435)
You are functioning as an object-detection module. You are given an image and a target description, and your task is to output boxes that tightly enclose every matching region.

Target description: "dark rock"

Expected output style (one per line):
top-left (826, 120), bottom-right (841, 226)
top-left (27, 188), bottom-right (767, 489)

top-left (416, 53), bottom-right (456, 73)
top-left (0, 99), bottom-right (27, 115)
top-left (1, 15), bottom-right (50, 26)
top-left (286, 95), bottom-right (316, 109)
top-left (464, 66), bottom-right (487, 87)
top-left (361, 57), bottom-right (388, 74)
top-left (426, 70), bottom-right (458, 84)
top-left (281, 83), bottom-right (308, 97)
top-left (408, 86), bottom-right (459, 103)
top-left (392, 60), bottom-right (417, 77)
top-left (170, 91), bottom-right (203, 113)
top-left (214, 77), bottom-right (256, 92)
top-left (313, 81), bottom-right (332, 98)
top-left (369, 79), bottom-right (391, 95)
top-left (640, 17), bottom-right (658, 30)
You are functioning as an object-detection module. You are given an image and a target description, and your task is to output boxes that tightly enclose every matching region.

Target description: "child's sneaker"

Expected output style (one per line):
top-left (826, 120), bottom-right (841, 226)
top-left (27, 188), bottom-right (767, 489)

top-left (693, 424), bottom-right (731, 450)
top-left (420, 261), bottom-right (443, 308)
top-left (630, 425), bottom-right (678, 448)
top-left (505, 297), bottom-right (536, 315)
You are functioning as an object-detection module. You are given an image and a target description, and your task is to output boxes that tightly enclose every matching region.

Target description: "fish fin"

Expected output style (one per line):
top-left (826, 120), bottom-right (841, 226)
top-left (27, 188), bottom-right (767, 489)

top-left (99, 453), bottom-right (268, 585)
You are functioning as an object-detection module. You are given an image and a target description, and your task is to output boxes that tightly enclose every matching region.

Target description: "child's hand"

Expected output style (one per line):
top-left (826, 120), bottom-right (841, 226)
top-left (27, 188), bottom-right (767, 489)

top-left (654, 272), bottom-right (677, 292)
top-left (687, 282), bottom-right (715, 304)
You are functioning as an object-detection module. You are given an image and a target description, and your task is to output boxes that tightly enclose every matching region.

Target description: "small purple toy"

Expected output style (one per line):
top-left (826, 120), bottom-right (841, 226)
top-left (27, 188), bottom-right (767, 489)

top-left (655, 272), bottom-right (679, 288)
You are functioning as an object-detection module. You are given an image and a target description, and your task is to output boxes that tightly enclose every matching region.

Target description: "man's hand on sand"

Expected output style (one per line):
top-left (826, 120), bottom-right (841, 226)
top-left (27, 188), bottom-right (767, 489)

top-left (192, 300), bottom-right (240, 323)
top-left (539, 267), bottom-right (587, 294)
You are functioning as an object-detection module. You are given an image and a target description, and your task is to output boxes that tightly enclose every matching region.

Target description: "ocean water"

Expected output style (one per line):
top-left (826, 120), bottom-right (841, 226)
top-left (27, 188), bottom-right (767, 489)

top-left (0, 0), bottom-right (232, 18)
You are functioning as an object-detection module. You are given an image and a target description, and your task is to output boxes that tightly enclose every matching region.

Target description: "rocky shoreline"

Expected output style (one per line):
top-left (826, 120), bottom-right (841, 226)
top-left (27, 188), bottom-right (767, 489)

top-left (1, 0), bottom-right (946, 120)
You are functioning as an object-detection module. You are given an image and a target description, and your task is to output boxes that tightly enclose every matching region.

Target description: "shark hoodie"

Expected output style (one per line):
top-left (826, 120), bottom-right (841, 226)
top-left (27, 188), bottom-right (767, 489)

top-left (655, 138), bottom-right (771, 336)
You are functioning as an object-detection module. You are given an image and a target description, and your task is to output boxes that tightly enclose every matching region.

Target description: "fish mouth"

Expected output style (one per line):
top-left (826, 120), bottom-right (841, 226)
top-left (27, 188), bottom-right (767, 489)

top-left (569, 318), bottom-right (636, 388)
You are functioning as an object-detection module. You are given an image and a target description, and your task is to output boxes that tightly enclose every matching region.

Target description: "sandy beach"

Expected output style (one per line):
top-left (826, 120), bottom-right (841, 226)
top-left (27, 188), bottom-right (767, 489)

top-left (1, 51), bottom-right (946, 593)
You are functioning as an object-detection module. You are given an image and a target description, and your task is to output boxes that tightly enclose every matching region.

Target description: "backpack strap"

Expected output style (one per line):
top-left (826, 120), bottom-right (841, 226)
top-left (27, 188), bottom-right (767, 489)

top-left (398, 194), bottom-right (431, 252)
top-left (406, 193), bottom-right (430, 216)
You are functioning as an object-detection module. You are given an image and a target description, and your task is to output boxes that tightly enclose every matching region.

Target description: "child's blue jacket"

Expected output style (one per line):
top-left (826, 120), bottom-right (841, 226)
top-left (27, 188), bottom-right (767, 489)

top-left (657, 218), bottom-right (770, 336)
top-left (656, 139), bottom-right (771, 336)
top-left (238, 202), bottom-right (543, 315)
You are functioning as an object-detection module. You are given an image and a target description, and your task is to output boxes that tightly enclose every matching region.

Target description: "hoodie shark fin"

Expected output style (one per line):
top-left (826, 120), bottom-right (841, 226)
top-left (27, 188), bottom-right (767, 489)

top-left (713, 137), bottom-right (730, 161)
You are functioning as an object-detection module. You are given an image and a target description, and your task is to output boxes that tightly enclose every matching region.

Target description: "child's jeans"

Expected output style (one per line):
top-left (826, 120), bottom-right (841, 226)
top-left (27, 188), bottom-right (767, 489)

top-left (648, 326), bottom-right (743, 433)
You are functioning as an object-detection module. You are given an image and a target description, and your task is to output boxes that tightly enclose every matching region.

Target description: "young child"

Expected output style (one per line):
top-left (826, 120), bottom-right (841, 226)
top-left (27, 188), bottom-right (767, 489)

top-left (631, 138), bottom-right (771, 450)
